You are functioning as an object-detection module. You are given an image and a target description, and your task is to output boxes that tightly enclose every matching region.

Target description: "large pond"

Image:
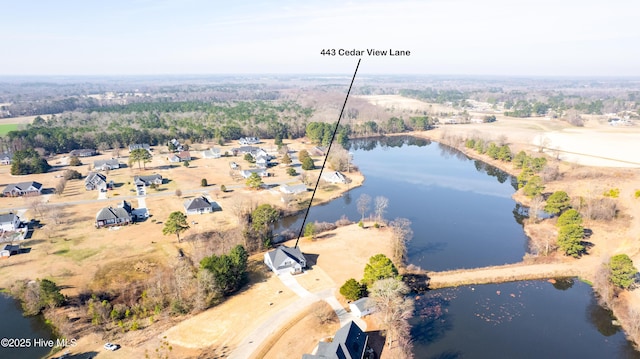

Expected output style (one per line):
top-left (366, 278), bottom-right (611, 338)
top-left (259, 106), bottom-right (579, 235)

top-left (0, 294), bottom-right (55, 359)
top-left (279, 136), bottom-right (639, 357)
top-left (279, 136), bottom-right (528, 271)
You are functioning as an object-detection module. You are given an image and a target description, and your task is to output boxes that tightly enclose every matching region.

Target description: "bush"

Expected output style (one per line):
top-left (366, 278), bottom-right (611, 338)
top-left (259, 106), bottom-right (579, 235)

top-left (340, 279), bottom-right (366, 301)
top-left (220, 185), bottom-right (227, 192)
top-left (608, 254), bottom-right (638, 289)
top-left (544, 191), bottom-right (571, 215)
top-left (603, 188), bottom-right (620, 198)
top-left (301, 156), bottom-right (314, 170)
top-left (635, 190), bottom-right (640, 199)
top-left (69, 156), bottom-right (82, 166)
top-left (244, 153), bottom-right (255, 163)
top-left (358, 220), bottom-right (364, 228)
top-left (304, 222), bottom-right (316, 238)
top-left (287, 167), bottom-right (297, 176)
top-left (201, 178), bottom-right (208, 187)
top-left (557, 224), bottom-right (585, 257)
top-left (557, 209), bottom-right (582, 227)
top-left (63, 169), bottom-right (82, 180)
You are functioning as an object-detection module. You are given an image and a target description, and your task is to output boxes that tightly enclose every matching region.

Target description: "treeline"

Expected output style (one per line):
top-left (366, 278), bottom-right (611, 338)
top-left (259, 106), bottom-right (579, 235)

top-left (10, 148), bottom-right (51, 175)
top-left (400, 88), bottom-right (468, 105)
top-left (3, 100), bottom-right (314, 154)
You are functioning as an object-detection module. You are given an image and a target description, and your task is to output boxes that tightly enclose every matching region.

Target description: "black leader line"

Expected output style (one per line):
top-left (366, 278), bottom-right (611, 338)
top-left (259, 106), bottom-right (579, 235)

top-left (294, 59), bottom-right (361, 248)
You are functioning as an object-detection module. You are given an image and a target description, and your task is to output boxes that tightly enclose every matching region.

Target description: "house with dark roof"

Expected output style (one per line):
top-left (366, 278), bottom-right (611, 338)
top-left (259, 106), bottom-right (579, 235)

top-left (169, 151), bottom-right (191, 163)
top-left (264, 245), bottom-right (307, 275)
top-left (70, 149), bottom-right (97, 157)
top-left (3, 181), bottom-right (43, 197)
top-left (129, 143), bottom-right (151, 152)
top-left (183, 196), bottom-right (220, 215)
top-left (0, 152), bottom-right (12, 165)
top-left (0, 213), bottom-right (20, 232)
top-left (85, 172), bottom-right (107, 191)
top-left (133, 174), bottom-right (163, 187)
top-left (1, 244), bottom-right (21, 258)
top-left (95, 201), bottom-right (134, 228)
top-left (303, 321), bottom-right (371, 359)
top-left (93, 159), bottom-right (121, 171)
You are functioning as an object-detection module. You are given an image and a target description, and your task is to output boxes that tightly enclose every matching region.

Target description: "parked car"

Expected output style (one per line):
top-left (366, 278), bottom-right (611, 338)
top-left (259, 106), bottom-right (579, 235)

top-left (104, 342), bottom-right (120, 351)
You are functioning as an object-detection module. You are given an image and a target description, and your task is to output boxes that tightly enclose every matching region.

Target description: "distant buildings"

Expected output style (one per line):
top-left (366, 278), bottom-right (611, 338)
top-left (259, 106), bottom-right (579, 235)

top-left (95, 201), bottom-right (134, 228)
top-left (3, 181), bottom-right (43, 197)
top-left (70, 149), bottom-right (97, 157)
top-left (93, 159), bottom-right (121, 171)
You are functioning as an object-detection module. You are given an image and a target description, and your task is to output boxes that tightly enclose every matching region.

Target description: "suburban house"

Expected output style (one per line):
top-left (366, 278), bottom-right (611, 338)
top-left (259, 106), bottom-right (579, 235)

top-left (0, 152), bottom-right (12, 165)
top-left (168, 151), bottom-right (191, 163)
top-left (349, 297), bottom-right (375, 318)
top-left (0, 213), bottom-right (21, 232)
top-left (183, 196), bottom-right (220, 215)
top-left (1, 244), bottom-right (21, 258)
top-left (95, 200), bottom-right (134, 228)
top-left (238, 137), bottom-right (260, 145)
top-left (264, 245), bottom-right (307, 275)
top-left (133, 174), bottom-right (163, 187)
top-left (280, 184), bottom-right (307, 195)
top-left (93, 159), bottom-right (121, 171)
top-left (240, 169), bottom-right (268, 178)
top-left (169, 138), bottom-right (184, 151)
top-left (321, 171), bottom-right (348, 184)
top-left (202, 148), bottom-right (221, 159)
top-left (233, 146), bottom-right (262, 156)
top-left (255, 154), bottom-right (270, 169)
top-left (129, 143), bottom-right (151, 153)
top-left (303, 321), bottom-right (371, 359)
top-left (3, 181), bottom-right (43, 197)
top-left (85, 172), bottom-right (107, 191)
top-left (70, 148), bottom-right (97, 157)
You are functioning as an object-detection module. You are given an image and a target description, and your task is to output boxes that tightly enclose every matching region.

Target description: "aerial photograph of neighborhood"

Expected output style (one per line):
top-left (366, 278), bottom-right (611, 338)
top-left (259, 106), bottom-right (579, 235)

top-left (1, 1), bottom-right (640, 359)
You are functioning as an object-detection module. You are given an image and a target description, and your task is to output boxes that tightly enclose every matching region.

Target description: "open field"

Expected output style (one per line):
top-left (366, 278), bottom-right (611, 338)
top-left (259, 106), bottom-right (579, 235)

top-left (0, 114), bottom-right (50, 125)
top-left (0, 123), bottom-right (19, 135)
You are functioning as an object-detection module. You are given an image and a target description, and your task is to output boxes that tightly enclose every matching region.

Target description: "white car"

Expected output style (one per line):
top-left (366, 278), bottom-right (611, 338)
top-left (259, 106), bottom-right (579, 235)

top-left (104, 342), bottom-right (119, 351)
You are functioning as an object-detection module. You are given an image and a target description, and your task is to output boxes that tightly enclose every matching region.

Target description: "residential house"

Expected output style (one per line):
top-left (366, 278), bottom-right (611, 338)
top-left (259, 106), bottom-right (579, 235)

top-left (280, 184), bottom-right (307, 195)
top-left (0, 152), bottom-right (12, 165)
top-left (238, 137), bottom-right (260, 145)
top-left (310, 146), bottom-right (327, 156)
top-left (95, 201), bottom-right (134, 228)
top-left (3, 181), bottom-right (43, 197)
top-left (168, 138), bottom-right (184, 152)
top-left (70, 149), bottom-right (97, 157)
top-left (183, 196), bottom-right (220, 215)
top-left (85, 172), bottom-right (107, 191)
top-left (349, 297), bottom-right (375, 318)
top-left (264, 245), bottom-right (307, 275)
top-left (93, 159), bottom-right (121, 171)
top-left (168, 150), bottom-right (191, 163)
top-left (1, 244), bottom-right (21, 258)
top-left (233, 146), bottom-right (266, 157)
top-left (128, 143), bottom-right (151, 153)
top-left (255, 154), bottom-right (270, 169)
top-left (240, 169), bottom-right (268, 178)
top-left (321, 171), bottom-right (348, 184)
top-left (0, 213), bottom-right (20, 232)
top-left (133, 174), bottom-right (163, 187)
top-left (202, 148), bottom-right (221, 159)
top-left (303, 321), bottom-right (371, 359)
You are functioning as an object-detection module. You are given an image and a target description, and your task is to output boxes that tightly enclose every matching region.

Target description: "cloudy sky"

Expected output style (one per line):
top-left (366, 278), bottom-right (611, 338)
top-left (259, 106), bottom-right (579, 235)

top-left (1, 0), bottom-right (639, 76)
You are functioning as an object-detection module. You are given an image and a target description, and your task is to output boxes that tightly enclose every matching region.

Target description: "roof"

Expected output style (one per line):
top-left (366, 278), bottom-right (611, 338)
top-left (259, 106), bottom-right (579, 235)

top-left (94, 159), bottom-right (120, 167)
top-left (350, 297), bottom-right (372, 313)
top-left (3, 181), bottom-right (43, 193)
top-left (280, 184), bottom-right (307, 194)
top-left (303, 321), bottom-right (368, 359)
top-left (96, 201), bottom-right (133, 221)
top-left (70, 148), bottom-right (96, 156)
top-left (85, 172), bottom-right (106, 183)
top-left (177, 151), bottom-right (191, 159)
top-left (0, 213), bottom-right (18, 223)
top-left (184, 196), bottom-right (212, 211)
top-left (129, 143), bottom-right (150, 150)
top-left (267, 246), bottom-right (306, 268)
top-left (134, 174), bottom-right (162, 184)
top-left (322, 171), bottom-right (346, 183)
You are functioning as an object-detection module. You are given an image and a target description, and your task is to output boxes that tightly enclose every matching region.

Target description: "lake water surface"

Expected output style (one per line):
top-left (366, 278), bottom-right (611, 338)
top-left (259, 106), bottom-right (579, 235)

top-left (0, 294), bottom-right (54, 359)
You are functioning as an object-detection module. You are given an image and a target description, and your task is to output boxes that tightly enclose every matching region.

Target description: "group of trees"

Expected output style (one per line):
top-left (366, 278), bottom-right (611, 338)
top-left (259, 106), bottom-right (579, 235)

top-left (10, 148), bottom-right (51, 175)
top-left (129, 148), bottom-right (152, 169)
top-left (465, 139), bottom-right (512, 162)
top-left (10, 279), bottom-right (65, 316)
top-left (305, 122), bottom-right (349, 147)
top-left (298, 149), bottom-right (315, 170)
top-left (556, 209), bottom-right (585, 257)
top-left (199, 245), bottom-right (249, 296)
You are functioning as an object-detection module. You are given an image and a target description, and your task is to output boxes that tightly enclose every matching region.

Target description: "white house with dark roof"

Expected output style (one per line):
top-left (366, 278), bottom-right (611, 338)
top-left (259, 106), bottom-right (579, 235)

top-left (133, 174), bottom-right (163, 187)
top-left (264, 245), bottom-right (307, 275)
top-left (95, 201), bottom-right (133, 228)
top-left (85, 172), bottom-right (107, 191)
top-left (0, 152), bottom-right (12, 165)
top-left (0, 213), bottom-right (20, 232)
top-left (93, 159), bottom-right (121, 171)
top-left (183, 196), bottom-right (220, 215)
top-left (3, 181), bottom-right (43, 197)
top-left (303, 321), bottom-right (370, 359)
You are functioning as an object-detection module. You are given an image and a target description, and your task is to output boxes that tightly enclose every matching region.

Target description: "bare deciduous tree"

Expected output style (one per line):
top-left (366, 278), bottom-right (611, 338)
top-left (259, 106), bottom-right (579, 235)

top-left (370, 278), bottom-right (414, 358)
top-left (528, 195), bottom-right (544, 223)
top-left (389, 218), bottom-right (413, 265)
top-left (374, 196), bottom-right (389, 223)
top-left (356, 194), bottom-right (371, 222)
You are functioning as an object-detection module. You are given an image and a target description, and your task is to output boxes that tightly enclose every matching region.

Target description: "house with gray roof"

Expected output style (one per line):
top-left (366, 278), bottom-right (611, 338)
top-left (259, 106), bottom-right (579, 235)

top-left (0, 213), bottom-right (20, 232)
top-left (264, 245), bottom-right (307, 275)
top-left (0, 152), bottom-right (12, 165)
top-left (95, 201), bottom-right (133, 228)
top-left (129, 143), bottom-right (151, 152)
top-left (70, 148), bottom-right (97, 157)
top-left (238, 137), bottom-right (260, 145)
top-left (202, 148), bottom-right (221, 159)
top-left (303, 321), bottom-right (371, 359)
top-left (321, 171), bottom-right (348, 184)
top-left (3, 181), bottom-right (43, 197)
top-left (280, 184), bottom-right (307, 195)
top-left (183, 196), bottom-right (220, 215)
top-left (133, 174), bottom-right (163, 187)
top-left (93, 159), bottom-right (121, 171)
top-left (85, 172), bottom-right (107, 191)
top-left (240, 169), bottom-right (268, 179)
top-left (349, 297), bottom-right (375, 318)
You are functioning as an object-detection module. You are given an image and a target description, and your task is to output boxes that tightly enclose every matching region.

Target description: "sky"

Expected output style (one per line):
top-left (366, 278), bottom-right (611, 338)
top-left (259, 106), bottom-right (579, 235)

top-left (1, 0), bottom-right (639, 76)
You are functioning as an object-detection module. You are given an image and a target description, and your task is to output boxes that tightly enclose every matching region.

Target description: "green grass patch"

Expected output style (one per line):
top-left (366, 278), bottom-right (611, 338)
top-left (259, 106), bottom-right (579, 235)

top-left (58, 247), bottom-right (101, 263)
top-left (635, 190), bottom-right (640, 199)
top-left (579, 277), bottom-right (593, 286)
top-left (0, 124), bottom-right (18, 135)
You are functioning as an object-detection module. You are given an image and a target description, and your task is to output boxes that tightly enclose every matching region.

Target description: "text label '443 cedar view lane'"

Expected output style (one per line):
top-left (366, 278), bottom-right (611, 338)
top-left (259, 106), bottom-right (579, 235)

top-left (320, 48), bottom-right (411, 56)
